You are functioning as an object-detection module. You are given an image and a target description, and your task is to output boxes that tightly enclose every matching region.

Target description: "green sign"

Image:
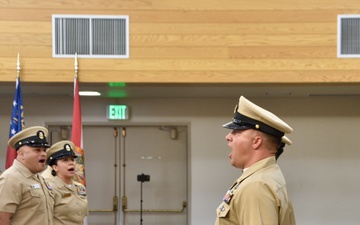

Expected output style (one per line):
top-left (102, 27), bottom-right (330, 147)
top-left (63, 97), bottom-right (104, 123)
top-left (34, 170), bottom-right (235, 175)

top-left (107, 105), bottom-right (128, 120)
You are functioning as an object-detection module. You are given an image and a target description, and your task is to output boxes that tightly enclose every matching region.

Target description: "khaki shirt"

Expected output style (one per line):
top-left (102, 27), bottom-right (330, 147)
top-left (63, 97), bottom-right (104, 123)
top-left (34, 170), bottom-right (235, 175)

top-left (0, 160), bottom-right (54, 225)
top-left (215, 157), bottom-right (296, 225)
top-left (41, 165), bottom-right (54, 181)
top-left (46, 176), bottom-right (88, 225)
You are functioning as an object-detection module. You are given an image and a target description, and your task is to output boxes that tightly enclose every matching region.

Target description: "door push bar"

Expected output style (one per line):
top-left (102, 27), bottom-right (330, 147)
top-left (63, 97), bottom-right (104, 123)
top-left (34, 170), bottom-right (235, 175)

top-left (89, 196), bottom-right (119, 213)
top-left (122, 196), bottom-right (187, 213)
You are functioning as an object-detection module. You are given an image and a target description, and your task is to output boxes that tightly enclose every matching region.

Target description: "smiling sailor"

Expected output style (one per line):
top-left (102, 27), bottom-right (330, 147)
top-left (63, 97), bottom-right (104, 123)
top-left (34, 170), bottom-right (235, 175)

top-left (0, 126), bottom-right (54, 225)
top-left (45, 140), bottom-right (89, 225)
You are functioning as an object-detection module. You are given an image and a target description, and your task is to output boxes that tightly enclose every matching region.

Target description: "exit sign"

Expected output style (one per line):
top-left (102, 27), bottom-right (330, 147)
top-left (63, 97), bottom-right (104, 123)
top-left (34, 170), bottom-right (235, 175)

top-left (107, 105), bottom-right (129, 120)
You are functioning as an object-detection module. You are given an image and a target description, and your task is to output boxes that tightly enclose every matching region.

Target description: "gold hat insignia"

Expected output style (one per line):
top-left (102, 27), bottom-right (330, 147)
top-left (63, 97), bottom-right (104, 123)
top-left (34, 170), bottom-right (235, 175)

top-left (38, 131), bottom-right (44, 140)
top-left (65, 144), bottom-right (71, 151)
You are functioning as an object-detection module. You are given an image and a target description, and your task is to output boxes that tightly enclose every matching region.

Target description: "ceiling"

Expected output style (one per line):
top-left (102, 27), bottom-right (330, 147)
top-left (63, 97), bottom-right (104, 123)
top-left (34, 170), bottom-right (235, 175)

top-left (1, 82), bottom-right (360, 98)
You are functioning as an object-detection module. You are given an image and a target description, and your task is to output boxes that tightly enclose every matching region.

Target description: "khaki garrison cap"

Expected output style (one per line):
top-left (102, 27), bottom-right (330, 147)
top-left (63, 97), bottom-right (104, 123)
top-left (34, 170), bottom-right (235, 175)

top-left (223, 96), bottom-right (293, 140)
top-left (8, 126), bottom-right (50, 150)
top-left (47, 140), bottom-right (77, 166)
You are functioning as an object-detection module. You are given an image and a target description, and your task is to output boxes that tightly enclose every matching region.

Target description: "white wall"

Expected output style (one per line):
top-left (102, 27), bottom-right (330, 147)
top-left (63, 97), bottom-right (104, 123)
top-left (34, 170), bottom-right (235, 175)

top-left (1, 95), bottom-right (360, 225)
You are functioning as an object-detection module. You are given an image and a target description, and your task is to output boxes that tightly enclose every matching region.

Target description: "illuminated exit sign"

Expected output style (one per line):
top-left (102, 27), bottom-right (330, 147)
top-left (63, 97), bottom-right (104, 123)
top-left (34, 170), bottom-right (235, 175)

top-left (107, 105), bottom-right (129, 120)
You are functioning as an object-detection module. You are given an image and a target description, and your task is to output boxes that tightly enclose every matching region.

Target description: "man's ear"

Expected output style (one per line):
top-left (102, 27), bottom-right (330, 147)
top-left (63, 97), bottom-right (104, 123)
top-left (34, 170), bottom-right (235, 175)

top-left (17, 149), bottom-right (24, 156)
top-left (252, 136), bottom-right (262, 149)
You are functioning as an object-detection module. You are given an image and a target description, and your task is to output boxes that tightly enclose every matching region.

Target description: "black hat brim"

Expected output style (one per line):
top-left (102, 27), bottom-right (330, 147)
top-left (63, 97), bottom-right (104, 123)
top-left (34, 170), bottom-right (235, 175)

top-left (48, 154), bottom-right (78, 166)
top-left (222, 121), bottom-right (251, 130)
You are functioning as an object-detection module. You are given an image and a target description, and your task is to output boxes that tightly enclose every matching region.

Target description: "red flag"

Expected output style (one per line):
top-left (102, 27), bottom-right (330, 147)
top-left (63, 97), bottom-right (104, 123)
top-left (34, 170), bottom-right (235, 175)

top-left (71, 76), bottom-right (86, 186)
top-left (6, 76), bottom-right (24, 169)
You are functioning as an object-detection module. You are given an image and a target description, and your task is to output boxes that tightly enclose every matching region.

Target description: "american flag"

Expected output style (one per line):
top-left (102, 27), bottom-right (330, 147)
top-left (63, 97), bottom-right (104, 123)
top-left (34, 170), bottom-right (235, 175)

top-left (5, 76), bottom-right (25, 169)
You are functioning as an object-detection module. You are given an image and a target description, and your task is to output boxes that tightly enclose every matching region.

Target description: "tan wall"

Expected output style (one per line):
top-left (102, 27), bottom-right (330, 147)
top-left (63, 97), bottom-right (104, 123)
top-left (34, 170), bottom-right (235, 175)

top-left (1, 0), bottom-right (360, 84)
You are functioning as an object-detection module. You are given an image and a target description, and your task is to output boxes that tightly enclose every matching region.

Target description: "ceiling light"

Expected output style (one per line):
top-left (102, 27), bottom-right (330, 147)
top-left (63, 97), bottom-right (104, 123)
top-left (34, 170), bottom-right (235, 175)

top-left (79, 91), bottom-right (101, 96)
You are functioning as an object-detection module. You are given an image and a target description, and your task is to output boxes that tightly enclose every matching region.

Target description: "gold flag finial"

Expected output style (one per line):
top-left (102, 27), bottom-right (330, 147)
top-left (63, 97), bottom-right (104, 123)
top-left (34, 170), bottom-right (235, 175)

top-left (17, 53), bottom-right (20, 78)
top-left (74, 52), bottom-right (78, 79)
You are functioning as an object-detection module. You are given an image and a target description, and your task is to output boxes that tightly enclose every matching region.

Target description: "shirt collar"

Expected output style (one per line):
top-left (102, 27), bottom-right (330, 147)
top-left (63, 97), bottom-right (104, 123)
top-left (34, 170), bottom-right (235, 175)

top-left (13, 159), bottom-right (36, 178)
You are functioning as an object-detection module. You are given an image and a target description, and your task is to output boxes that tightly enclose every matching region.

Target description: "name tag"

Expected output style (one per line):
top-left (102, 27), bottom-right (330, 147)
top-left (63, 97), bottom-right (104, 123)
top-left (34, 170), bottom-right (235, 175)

top-left (31, 184), bottom-right (41, 189)
top-left (62, 193), bottom-right (72, 198)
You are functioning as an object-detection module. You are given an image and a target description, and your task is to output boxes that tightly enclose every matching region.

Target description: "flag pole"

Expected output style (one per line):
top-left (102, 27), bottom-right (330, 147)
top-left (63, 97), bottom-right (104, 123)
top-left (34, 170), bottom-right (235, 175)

top-left (6, 53), bottom-right (24, 169)
top-left (75, 52), bottom-right (78, 79)
top-left (73, 52), bottom-right (88, 225)
top-left (17, 53), bottom-right (20, 78)
top-left (72, 52), bottom-right (86, 186)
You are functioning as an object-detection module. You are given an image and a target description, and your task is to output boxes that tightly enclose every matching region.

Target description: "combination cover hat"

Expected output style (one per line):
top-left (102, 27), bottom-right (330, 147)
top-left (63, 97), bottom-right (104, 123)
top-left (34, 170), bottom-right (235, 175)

top-left (282, 136), bottom-right (292, 146)
top-left (8, 126), bottom-right (50, 150)
top-left (223, 96), bottom-right (293, 139)
top-left (47, 140), bottom-right (77, 166)
top-left (275, 135), bottom-right (292, 159)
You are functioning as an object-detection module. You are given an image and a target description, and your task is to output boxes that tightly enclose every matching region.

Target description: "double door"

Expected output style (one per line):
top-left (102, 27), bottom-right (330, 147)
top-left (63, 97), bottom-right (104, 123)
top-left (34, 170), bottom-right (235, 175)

top-left (48, 125), bottom-right (188, 225)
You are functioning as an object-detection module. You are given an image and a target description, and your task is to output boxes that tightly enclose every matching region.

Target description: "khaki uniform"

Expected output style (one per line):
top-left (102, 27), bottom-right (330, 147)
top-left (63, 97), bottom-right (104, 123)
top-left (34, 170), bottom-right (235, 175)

top-left (42, 165), bottom-right (55, 181)
top-left (215, 157), bottom-right (296, 225)
top-left (47, 176), bottom-right (88, 225)
top-left (0, 160), bottom-right (54, 225)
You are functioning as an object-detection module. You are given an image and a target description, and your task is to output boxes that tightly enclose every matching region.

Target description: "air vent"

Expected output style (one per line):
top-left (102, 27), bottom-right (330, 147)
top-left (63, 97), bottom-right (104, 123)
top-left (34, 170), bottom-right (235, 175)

top-left (52, 15), bottom-right (129, 58)
top-left (337, 15), bottom-right (360, 58)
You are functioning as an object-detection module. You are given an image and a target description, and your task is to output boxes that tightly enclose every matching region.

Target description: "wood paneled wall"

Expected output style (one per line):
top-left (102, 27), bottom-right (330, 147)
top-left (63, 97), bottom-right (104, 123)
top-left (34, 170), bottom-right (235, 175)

top-left (1, 0), bottom-right (360, 84)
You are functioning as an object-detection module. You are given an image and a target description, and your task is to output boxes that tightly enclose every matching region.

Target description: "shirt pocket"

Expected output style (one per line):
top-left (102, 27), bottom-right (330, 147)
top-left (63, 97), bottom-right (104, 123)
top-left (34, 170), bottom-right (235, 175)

top-left (29, 189), bottom-right (44, 198)
top-left (217, 203), bottom-right (230, 218)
